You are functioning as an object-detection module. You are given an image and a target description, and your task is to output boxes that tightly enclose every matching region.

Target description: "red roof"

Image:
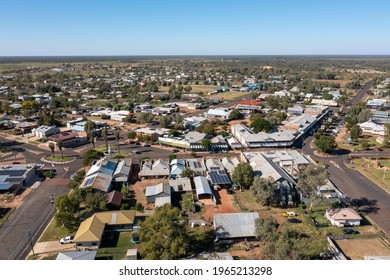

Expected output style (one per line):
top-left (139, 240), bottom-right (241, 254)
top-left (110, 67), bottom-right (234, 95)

top-left (48, 131), bottom-right (78, 141)
top-left (237, 100), bottom-right (262, 106)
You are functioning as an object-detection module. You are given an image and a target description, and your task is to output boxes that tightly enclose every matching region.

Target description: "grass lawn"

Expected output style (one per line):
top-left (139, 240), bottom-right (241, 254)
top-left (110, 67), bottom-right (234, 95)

top-left (347, 158), bottom-right (390, 194)
top-left (39, 218), bottom-right (75, 242)
top-left (95, 231), bottom-right (138, 260)
top-left (45, 155), bottom-right (72, 162)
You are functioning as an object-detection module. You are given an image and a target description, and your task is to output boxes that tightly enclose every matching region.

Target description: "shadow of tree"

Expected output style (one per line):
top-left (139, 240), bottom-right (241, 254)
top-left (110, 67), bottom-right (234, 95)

top-left (351, 197), bottom-right (379, 214)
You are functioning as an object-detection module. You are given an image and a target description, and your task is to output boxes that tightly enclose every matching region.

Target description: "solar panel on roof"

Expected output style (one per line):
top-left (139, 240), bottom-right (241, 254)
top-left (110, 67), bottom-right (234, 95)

top-left (83, 177), bottom-right (94, 187)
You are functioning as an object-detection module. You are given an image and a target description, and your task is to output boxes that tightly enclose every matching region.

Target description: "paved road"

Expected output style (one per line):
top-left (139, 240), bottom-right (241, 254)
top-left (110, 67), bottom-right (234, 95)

top-left (303, 80), bottom-right (390, 236)
top-left (0, 178), bottom-right (70, 260)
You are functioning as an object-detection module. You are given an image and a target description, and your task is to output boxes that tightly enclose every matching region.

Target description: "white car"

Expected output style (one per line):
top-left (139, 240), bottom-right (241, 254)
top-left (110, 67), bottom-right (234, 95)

top-left (59, 236), bottom-right (74, 244)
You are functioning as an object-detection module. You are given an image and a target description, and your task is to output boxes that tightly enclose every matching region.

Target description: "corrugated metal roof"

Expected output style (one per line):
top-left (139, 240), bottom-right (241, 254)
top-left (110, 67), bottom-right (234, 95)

top-left (194, 176), bottom-right (212, 195)
top-left (214, 212), bottom-right (259, 239)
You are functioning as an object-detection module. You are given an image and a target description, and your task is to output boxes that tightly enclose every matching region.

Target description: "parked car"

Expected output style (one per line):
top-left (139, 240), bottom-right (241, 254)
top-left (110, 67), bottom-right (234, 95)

top-left (59, 236), bottom-right (74, 244)
top-left (343, 228), bottom-right (359, 234)
top-left (133, 150), bottom-right (141, 154)
top-left (287, 218), bottom-right (302, 224)
top-left (226, 189), bottom-right (234, 194)
top-left (172, 149), bottom-right (179, 153)
top-left (142, 143), bottom-right (151, 147)
top-left (372, 147), bottom-right (383, 151)
top-left (282, 211), bottom-right (297, 217)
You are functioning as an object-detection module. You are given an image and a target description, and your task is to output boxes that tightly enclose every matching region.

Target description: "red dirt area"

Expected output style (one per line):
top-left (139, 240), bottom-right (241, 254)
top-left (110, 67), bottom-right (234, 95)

top-left (202, 189), bottom-right (239, 221)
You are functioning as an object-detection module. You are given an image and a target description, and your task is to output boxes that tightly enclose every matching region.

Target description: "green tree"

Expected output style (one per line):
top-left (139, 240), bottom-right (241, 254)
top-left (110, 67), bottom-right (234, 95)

top-left (184, 85), bottom-right (192, 93)
top-left (82, 149), bottom-right (104, 166)
top-left (232, 162), bottom-right (254, 190)
top-left (89, 135), bottom-right (95, 149)
top-left (181, 167), bottom-right (194, 179)
top-left (196, 120), bottom-right (215, 135)
top-left (127, 131), bottom-right (137, 139)
top-left (180, 193), bottom-right (195, 213)
top-left (297, 165), bottom-right (328, 210)
top-left (383, 124), bottom-right (390, 148)
top-left (250, 176), bottom-right (278, 206)
top-left (139, 204), bottom-right (189, 260)
top-left (255, 217), bottom-right (278, 243)
top-left (57, 140), bottom-right (63, 159)
top-left (315, 135), bottom-right (337, 153)
top-left (48, 142), bottom-right (55, 157)
top-left (85, 192), bottom-right (107, 212)
top-left (229, 109), bottom-right (242, 120)
top-left (250, 114), bottom-right (271, 133)
top-left (160, 116), bottom-right (172, 128)
top-left (84, 121), bottom-right (96, 139)
top-left (359, 139), bottom-right (369, 150)
top-left (114, 130), bottom-right (120, 152)
top-left (357, 109), bottom-right (372, 123)
top-left (201, 138), bottom-right (212, 151)
top-left (349, 125), bottom-right (362, 141)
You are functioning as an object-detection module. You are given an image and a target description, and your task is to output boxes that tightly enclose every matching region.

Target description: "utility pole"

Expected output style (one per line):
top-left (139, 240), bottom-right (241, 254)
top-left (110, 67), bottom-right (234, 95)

top-left (383, 167), bottom-right (387, 181)
top-left (28, 230), bottom-right (35, 256)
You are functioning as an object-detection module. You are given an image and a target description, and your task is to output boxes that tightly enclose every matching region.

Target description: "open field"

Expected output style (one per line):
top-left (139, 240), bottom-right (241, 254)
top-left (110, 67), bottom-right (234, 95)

top-left (347, 158), bottom-right (390, 194)
top-left (336, 238), bottom-right (390, 260)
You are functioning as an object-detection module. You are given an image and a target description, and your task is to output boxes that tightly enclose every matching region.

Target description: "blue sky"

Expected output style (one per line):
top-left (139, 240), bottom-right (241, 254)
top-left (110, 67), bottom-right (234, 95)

top-left (1, 0), bottom-right (389, 55)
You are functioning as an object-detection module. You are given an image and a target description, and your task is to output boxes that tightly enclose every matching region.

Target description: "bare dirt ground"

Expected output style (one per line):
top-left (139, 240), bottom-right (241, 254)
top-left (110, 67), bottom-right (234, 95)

top-left (132, 178), bottom-right (167, 209)
top-left (335, 126), bottom-right (347, 143)
top-left (336, 238), bottom-right (390, 260)
top-left (0, 188), bottom-right (34, 209)
top-left (230, 240), bottom-right (262, 260)
top-left (202, 189), bottom-right (239, 221)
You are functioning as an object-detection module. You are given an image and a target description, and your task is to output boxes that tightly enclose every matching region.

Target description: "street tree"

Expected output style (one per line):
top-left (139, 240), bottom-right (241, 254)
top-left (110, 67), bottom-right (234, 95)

top-left (82, 149), bottom-right (104, 166)
top-left (85, 192), bottom-right (107, 212)
top-left (127, 131), bottom-right (137, 139)
top-left (297, 164), bottom-right (328, 210)
top-left (349, 125), bottom-right (362, 141)
top-left (232, 162), bottom-right (254, 190)
top-left (84, 121), bottom-right (96, 138)
top-left (48, 142), bottom-right (55, 157)
top-left (139, 204), bottom-right (189, 260)
top-left (315, 135), bottom-right (337, 153)
top-left (89, 135), bottom-right (95, 149)
top-left (57, 140), bottom-right (63, 159)
top-left (250, 176), bottom-right (278, 206)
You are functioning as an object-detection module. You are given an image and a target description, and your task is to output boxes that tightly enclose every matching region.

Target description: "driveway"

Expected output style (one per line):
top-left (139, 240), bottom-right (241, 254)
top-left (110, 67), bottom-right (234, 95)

top-left (30, 241), bottom-right (75, 256)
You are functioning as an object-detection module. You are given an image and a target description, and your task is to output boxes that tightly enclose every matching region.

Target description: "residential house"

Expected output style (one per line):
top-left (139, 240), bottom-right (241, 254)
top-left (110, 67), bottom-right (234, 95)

top-left (207, 169), bottom-right (231, 187)
top-left (358, 120), bottom-right (385, 136)
top-left (287, 105), bottom-right (304, 116)
top-left (205, 158), bottom-right (224, 171)
top-left (170, 159), bottom-right (186, 179)
top-left (139, 159), bottom-right (170, 179)
top-left (73, 210), bottom-right (135, 250)
top-left (145, 182), bottom-right (171, 204)
top-left (194, 176), bottom-right (213, 200)
top-left (214, 212), bottom-right (259, 240)
top-left (366, 99), bottom-right (388, 109)
top-left (15, 122), bottom-right (38, 134)
top-left (134, 127), bottom-right (169, 142)
top-left (56, 251), bottom-right (97, 260)
top-left (325, 208), bottom-right (362, 227)
top-left (371, 111), bottom-right (390, 124)
top-left (311, 99), bottom-right (338, 107)
top-left (169, 178), bottom-right (193, 193)
top-left (105, 190), bottom-right (123, 209)
top-left (80, 172), bottom-right (113, 193)
top-left (221, 157), bottom-right (240, 174)
top-left (261, 150), bottom-right (310, 176)
top-left (32, 125), bottom-right (60, 140)
top-left (186, 158), bottom-right (206, 176)
top-left (206, 108), bottom-right (232, 119)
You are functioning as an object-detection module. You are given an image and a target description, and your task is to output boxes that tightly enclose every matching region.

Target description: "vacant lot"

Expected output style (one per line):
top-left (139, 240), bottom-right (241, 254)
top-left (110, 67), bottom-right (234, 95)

top-left (336, 238), bottom-right (390, 260)
top-left (202, 189), bottom-right (238, 221)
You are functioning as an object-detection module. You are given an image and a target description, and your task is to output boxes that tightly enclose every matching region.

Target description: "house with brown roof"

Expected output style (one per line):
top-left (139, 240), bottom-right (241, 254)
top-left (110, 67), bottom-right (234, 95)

top-left (325, 208), bottom-right (362, 227)
top-left (48, 131), bottom-right (88, 148)
top-left (105, 190), bottom-right (123, 209)
top-left (73, 210), bottom-right (135, 250)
